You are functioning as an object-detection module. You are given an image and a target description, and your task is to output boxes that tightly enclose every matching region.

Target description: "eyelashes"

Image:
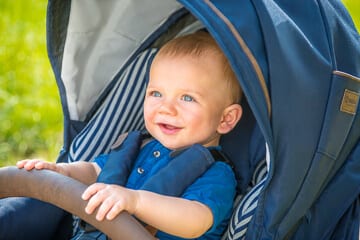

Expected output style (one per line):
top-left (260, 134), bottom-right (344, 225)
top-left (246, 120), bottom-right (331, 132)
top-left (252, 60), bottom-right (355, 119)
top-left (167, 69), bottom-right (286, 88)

top-left (147, 90), bottom-right (197, 103)
top-left (149, 90), bottom-right (162, 97)
top-left (181, 95), bottom-right (196, 102)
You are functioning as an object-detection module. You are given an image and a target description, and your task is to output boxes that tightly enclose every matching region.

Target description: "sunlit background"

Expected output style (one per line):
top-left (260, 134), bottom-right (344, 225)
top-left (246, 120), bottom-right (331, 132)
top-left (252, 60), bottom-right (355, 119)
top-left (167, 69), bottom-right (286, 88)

top-left (0, 1), bottom-right (61, 166)
top-left (0, 1), bottom-right (359, 166)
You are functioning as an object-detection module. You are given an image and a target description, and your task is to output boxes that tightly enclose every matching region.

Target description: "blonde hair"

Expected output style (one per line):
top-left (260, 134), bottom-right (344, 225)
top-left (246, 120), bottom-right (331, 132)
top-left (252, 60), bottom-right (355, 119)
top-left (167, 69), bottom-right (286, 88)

top-left (156, 31), bottom-right (242, 103)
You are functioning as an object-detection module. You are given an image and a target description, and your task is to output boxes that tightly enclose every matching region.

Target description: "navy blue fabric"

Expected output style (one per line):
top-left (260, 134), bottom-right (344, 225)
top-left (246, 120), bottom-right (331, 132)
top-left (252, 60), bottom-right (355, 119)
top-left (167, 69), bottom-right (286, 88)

top-left (221, 97), bottom-right (265, 194)
top-left (328, 198), bottom-right (360, 240)
top-left (180, 0), bottom-right (272, 143)
top-left (0, 197), bottom-right (71, 240)
top-left (46, 0), bottom-right (73, 163)
top-left (96, 131), bottom-right (215, 197)
top-left (290, 140), bottom-right (360, 240)
top-left (126, 140), bottom-right (235, 239)
top-left (92, 137), bottom-right (233, 239)
top-left (141, 144), bottom-right (215, 196)
top-left (155, 162), bottom-right (236, 240)
top-left (97, 131), bottom-right (143, 185)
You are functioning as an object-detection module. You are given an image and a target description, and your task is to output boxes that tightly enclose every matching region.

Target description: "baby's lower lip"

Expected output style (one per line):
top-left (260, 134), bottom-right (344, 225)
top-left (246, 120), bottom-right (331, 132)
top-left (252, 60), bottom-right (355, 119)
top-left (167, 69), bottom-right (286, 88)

top-left (158, 123), bottom-right (181, 134)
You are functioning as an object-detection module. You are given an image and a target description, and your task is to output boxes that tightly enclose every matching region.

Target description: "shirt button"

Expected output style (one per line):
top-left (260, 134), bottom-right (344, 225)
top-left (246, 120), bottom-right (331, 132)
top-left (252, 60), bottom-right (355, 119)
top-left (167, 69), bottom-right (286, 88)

top-left (153, 151), bottom-right (161, 158)
top-left (137, 167), bottom-right (145, 174)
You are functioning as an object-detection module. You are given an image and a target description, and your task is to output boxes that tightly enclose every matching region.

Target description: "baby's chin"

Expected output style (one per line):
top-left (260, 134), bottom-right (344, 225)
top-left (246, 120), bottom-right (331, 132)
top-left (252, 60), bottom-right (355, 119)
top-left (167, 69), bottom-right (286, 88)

top-left (161, 142), bottom-right (189, 151)
top-left (161, 142), bottom-right (212, 152)
top-left (159, 137), bottom-right (220, 151)
top-left (157, 139), bottom-right (194, 151)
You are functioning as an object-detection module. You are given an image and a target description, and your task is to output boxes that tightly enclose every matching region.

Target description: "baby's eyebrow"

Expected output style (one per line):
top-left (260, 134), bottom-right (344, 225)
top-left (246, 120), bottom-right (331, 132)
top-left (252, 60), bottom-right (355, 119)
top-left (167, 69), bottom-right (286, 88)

top-left (145, 85), bottom-right (159, 91)
top-left (178, 87), bottom-right (204, 96)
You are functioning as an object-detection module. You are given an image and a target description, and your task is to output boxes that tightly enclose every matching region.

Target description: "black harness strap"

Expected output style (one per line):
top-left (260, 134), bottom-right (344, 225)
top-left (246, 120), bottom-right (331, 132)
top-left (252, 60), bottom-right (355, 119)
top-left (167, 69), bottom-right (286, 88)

top-left (209, 148), bottom-right (235, 170)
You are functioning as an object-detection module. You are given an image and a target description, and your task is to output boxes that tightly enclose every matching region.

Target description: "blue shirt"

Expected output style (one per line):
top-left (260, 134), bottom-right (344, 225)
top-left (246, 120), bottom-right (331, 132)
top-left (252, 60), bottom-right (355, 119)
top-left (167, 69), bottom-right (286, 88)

top-left (95, 140), bottom-right (236, 239)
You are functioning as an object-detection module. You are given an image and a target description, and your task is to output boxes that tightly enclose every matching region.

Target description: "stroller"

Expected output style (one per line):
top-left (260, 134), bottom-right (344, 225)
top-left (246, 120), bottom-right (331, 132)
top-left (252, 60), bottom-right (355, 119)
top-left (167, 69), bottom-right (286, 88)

top-left (0, 0), bottom-right (359, 239)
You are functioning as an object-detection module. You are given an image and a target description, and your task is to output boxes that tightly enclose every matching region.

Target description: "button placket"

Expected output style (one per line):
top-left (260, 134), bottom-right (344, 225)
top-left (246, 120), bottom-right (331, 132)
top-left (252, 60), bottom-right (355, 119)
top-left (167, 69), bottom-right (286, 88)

top-left (137, 150), bottom-right (161, 175)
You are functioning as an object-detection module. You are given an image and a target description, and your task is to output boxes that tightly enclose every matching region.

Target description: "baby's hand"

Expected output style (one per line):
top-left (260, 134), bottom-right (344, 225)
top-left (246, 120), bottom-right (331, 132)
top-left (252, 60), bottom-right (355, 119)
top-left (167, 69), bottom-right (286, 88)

top-left (82, 183), bottom-right (139, 221)
top-left (16, 159), bottom-right (58, 172)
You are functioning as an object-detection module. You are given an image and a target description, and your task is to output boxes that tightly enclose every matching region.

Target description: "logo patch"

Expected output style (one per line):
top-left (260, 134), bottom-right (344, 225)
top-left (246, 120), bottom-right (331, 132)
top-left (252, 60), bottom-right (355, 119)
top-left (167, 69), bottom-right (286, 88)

top-left (340, 89), bottom-right (359, 115)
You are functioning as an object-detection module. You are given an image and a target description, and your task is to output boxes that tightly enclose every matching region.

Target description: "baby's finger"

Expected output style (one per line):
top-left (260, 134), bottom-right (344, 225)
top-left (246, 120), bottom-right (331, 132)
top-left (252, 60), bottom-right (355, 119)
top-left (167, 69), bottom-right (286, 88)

top-left (106, 201), bottom-right (124, 220)
top-left (17, 160), bottom-right (41, 170)
top-left (33, 161), bottom-right (48, 170)
top-left (16, 160), bottom-right (28, 168)
top-left (85, 193), bottom-right (106, 216)
top-left (95, 197), bottom-right (116, 221)
top-left (38, 162), bottom-right (57, 171)
top-left (82, 183), bottom-right (109, 215)
top-left (24, 161), bottom-right (40, 170)
top-left (82, 183), bottom-right (105, 201)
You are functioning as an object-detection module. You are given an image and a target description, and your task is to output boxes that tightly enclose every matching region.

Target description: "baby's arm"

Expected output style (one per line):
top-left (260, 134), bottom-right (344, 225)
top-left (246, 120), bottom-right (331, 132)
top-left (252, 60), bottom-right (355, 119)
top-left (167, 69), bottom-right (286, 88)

top-left (82, 183), bottom-right (213, 238)
top-left (133, 190), bottom-right (213, 238)
top-left (17, 159), bottom-right (100, 185)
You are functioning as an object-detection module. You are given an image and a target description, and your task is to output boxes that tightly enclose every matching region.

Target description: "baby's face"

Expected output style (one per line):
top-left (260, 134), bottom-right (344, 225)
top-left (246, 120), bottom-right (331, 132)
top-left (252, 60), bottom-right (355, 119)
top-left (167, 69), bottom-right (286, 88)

top-left (143, 54), bottom-right (233, 150)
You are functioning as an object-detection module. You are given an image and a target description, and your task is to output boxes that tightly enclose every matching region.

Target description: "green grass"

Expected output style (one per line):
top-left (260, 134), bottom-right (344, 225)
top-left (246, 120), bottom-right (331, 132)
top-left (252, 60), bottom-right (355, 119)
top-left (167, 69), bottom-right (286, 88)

top-left (0, 1), bottom-right (62, 166)
top-left (0, 1), bottom-right (359, 167)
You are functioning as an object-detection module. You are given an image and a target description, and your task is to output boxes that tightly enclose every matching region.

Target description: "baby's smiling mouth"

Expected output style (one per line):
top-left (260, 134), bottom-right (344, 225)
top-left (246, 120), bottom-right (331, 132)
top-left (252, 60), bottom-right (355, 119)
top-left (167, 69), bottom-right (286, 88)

top-left (158, 123), bottom-right (182, 134)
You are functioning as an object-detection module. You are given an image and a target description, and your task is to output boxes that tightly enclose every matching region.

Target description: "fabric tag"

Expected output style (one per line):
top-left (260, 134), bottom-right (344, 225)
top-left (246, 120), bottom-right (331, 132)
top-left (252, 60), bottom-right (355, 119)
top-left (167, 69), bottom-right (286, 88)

top-left (340, 89), bottom-right (359, 115)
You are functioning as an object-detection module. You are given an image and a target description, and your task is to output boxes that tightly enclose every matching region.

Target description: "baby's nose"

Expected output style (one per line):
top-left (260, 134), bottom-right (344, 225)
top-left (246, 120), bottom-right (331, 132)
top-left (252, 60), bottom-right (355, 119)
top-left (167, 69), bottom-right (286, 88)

top-left (158, 99), bottom-right (177, 115)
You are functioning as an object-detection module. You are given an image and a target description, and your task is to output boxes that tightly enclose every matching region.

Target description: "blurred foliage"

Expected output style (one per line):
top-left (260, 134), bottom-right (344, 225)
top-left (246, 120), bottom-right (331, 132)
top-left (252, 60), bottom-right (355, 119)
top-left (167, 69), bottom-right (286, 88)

top-left (343, 0), bottom-right (360, 30)
top-left (0, 1), bottom-right (359, 167)
top-left (0, 1), bottom-right (62, 166)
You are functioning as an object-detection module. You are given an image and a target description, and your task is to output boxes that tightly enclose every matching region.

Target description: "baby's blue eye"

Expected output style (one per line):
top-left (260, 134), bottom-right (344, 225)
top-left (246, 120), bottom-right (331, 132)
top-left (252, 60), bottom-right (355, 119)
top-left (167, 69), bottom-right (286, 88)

top-left (151, 91), bottom-right (162, 97)
top-left (181, 95), bottom-right (195, 102)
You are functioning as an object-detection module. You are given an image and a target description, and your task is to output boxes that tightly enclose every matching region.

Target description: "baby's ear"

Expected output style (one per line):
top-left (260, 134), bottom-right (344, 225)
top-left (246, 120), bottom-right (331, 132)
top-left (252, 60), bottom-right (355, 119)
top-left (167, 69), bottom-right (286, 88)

top-left (217, 104), bottom-right (243, 134)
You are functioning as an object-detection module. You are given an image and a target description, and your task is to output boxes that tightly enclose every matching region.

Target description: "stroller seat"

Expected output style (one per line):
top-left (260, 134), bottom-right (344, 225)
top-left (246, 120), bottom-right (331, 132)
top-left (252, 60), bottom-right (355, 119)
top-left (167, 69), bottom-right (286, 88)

top-left (1, 0), bottom-right (359, 239)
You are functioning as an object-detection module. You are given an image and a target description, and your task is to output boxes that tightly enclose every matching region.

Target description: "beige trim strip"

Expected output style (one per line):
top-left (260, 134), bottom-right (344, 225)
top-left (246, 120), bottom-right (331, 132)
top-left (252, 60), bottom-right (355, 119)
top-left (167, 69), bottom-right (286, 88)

top-left (333, 70), bottom-right (360, 83)
top-left (204, 0), bottom-right (271, 117)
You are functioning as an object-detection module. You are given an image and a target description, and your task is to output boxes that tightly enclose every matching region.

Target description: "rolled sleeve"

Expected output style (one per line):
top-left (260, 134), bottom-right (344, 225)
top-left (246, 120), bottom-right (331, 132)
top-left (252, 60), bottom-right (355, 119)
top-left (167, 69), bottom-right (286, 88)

top-left (182, 161), bottom-right (237, 235)
top-left (92, 154), bottom-right (109, 169)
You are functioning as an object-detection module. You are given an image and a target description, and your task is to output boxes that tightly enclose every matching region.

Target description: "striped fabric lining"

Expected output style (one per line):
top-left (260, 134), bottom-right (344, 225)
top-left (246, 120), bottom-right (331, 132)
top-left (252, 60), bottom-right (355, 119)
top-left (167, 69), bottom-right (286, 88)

top-left (68, 48), bottom-right (158, 163)
top-left (223, 159), bottom-right (268, 240)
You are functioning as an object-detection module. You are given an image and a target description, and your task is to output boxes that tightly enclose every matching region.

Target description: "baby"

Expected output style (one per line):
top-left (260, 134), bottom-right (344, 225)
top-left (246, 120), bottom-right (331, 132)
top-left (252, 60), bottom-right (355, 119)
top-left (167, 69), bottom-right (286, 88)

top-left (18, 31), bottom-right (243, 239)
